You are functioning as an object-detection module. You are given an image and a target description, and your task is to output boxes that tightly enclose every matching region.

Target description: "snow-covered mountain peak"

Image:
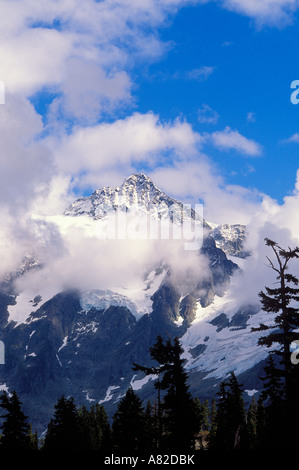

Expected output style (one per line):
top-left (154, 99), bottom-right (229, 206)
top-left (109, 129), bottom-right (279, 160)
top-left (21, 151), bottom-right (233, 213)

top-left (211, 224), bottom-right (249, 259)
top-left (63, 173), bottom-right (205, 227)
top-left (121, 173), bottom-right (157, 189)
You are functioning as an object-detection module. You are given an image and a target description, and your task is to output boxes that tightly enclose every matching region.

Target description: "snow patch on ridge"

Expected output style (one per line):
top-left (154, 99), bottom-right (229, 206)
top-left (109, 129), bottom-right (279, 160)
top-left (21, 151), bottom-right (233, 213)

top-left (7, 287), bottom-right (58, 326)
top-left (98, 385), bottom-right (120, 404)
top-left (181, 292), bottom-right (276, 380)
top-left (80, 289), bottom-right (147, 318)
top-left (80, 269), bottom-right (165, 319)
top-left (130, 374), bottom-right (157, 391)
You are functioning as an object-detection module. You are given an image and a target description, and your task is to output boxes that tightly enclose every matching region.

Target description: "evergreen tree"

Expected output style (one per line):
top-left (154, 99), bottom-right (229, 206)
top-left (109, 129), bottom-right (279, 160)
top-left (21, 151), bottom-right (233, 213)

top-left (210, 381), bottom-right (230, 449)
top-left (161, 337), bottom-right (197, 451)
top-left (143, 400), bottom-right (155, 453)
top-left (258, 354), bottom-right (286, 448)
top-left (133, 335), bottom-right (197, 452)
top-left (94, 403), bottom-right (111, 451)
top-left (211, 372), bottom-right (247, 450)
top-left (246, 396), bottom-right (258, 449)
top-left (194, 398), bottom-right (210, 449)
top-left (252, 238), bottom-right (299, 446)
top-left (133, 335), bottom-right (170, 447)
top-left (252, 239), bottom-right (299, 403)
top-left (78, 405), bottom-right (95, 450)
top-left (227, 372), bottom-right (247, 448)
top-left (0, 390), bottom-right (32, 450)
top-left (28, 423), bottom-right (39, 450)
top-left (207, 398), bottom-right (217, 449)
top-left (112, 387), bottom-right (146, 454)
top-left (256, 396), bottom-right (266, 449)
top-left (43, 395), bottom-right (81, 450)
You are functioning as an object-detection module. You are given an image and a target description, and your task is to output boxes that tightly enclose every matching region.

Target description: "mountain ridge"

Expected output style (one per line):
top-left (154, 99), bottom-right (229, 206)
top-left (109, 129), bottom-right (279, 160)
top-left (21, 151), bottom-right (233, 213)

top-left (0, 173), bottom-right (267, 435)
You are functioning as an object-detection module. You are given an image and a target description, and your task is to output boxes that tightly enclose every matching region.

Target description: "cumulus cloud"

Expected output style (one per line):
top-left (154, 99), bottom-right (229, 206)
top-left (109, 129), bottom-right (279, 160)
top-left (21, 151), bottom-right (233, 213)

top-left (282, 132), bottom-right (299, 144)
top-left (0, 94), bottom-right (55, 211)
top-left (221, 0), bottom-right (299, 26)
top-left (1, 0), bottom-right (299, 309)
top-left (0, 0), bottom-right (192, 122)
top-left (209, 126), bottom-right (262, 156)
top-left (49, 112), bottom-right (201, 190)
top-left (150, 159), bottom-right (263, 225)
top-left (0, 0), bottom-right (208, 281)
top-left (13, 214), bottom-right (211, 301)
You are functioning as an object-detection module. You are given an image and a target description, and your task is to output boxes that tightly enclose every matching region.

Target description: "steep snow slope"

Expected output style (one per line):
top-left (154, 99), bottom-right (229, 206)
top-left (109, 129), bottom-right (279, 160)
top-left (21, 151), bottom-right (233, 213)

top-left (181, 291), bottom-right (274, 380)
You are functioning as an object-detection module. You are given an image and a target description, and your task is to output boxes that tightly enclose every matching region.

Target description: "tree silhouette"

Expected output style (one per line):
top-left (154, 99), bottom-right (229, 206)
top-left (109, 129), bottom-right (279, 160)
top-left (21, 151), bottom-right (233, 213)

top-left (0, 390), bottom-right (32, 450)
top-left (133, 335), bottom-right (196, 452)
top-left (252, 238), bottom-right (299, 446)
top-left (258, 354), bottom-right (286, 448)
top-left (210, 372), bottom-right (247, 450)
top-left (112, 387), bottom-right (147, 454)
top-left (252, 238), bottom-right (299, 400)
top-left (43, 395), bottom-right (81, 450)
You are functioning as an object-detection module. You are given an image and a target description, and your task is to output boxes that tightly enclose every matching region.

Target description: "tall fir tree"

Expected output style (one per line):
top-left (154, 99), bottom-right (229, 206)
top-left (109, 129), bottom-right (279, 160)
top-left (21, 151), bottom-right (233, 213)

top-left (133, 335), bottom-right (197, 452)
top-left (43, 395), bottom-right (81, 450)
top-left (94, 403), bottom-right (111, 451)
top-left (252, 239), bottom-right (299, 400)
top-left (77, 405), bottom-right (96, 450)
top-left (143, 400), bottom-right (155, 453)
top-left (258, 354), bottom-right (286, 448)
top-left (246, 396), bottom-right (258, 449)
top-left (210, 381), bottom-right (230, 449)
top-left (210, 372), bottom-right (247, 450)
top-left (256, 396), bottom-right (266, 449)
top-left (0, 390), bottom-right (32, 450)
top-left (193, 398), bottom-right (210, 449)
top-left (160, 337), bottom-right (197, 452)
top-left (252, 238), bottom-right (299, 446)
top-left (207, 398), bottom-right (217, 449)
top-left (112, 387), bottom-right (146, 454)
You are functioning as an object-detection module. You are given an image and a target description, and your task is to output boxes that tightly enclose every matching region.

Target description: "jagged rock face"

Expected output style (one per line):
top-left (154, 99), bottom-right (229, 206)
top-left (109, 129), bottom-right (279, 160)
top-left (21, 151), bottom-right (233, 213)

top-left (64, 173), bottom-right (207, 230)
top-left (200, 235), bottom-right (238, 301)
top-left (0, 288), bottom-right (184, 433)
top-left (211, 224), bottom-right (249, 258)
top-left (0, 174), bottom-right (267, 434)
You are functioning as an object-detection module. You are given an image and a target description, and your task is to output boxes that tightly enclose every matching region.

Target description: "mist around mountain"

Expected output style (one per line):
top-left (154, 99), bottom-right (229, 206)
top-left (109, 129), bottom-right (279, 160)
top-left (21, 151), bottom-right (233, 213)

top-left (0, 174), bottom-right (287, 444)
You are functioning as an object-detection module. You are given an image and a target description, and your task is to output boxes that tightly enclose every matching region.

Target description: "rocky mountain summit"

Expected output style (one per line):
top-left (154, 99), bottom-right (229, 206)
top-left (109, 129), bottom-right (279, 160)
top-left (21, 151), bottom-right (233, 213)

top-left (0, 174), bottom-right (267, 434)
top-left (64, 173), bottom-right (202, 223)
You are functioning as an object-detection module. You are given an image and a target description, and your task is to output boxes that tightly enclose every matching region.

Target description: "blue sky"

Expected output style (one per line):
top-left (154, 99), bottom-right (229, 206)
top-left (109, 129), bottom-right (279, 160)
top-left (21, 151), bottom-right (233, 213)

top-left (18, 1), bottom-right (298, 203)
top-left (1, 0), bottom-right (299, 300)
top-left (134, 2), bottom-right (299, 202)
top-left (26, 0), bottom-right (299, 205)
top-left (1, 0), bottom-right (299, 275)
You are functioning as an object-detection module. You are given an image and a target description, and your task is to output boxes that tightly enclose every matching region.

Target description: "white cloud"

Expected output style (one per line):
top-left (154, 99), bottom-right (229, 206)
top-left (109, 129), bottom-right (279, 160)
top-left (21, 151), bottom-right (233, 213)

top-left (150, 160), bottom-right (263, 225)
top-left (209, 126), bottom-right (262, 156)
top-left (0, 0), bottom-right (298, 303)
top-left (13, 215), bottom-right (212, 299)
top-left (221, 0), bottom-right (299, 26)
top-left (198, 104), bottom-right (219, 125)
top-left (49, 112), bottom-right (201, 188)
top-left (0, 0), bottom-right (194, 121)
top-left (186, 66), bottom-right (215, 81)
top-left (0, 93), bottom-right (54, 212)
top-left (283, 132), bottom-right (299, 143)
top-left (55, 58), bottom-right (132, 123)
